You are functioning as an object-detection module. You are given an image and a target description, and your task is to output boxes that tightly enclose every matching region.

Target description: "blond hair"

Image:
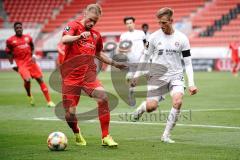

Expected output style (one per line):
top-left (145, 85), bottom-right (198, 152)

top-left (156, 7), bottom-right (174, 19)
top-left (85, 3), bottom-right (102, 16)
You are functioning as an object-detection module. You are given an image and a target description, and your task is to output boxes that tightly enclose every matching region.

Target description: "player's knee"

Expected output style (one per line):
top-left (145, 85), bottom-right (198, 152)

top-left (66, 107), bottom-right (76, 115)
top-left (92, 88), bottom-right (109, 102)
top-left (146, 101), bottom-right (158, 112)
top-left (101, 94), bottom-right (109, 102)
top-left (173, 98), bottom-right (182, 108)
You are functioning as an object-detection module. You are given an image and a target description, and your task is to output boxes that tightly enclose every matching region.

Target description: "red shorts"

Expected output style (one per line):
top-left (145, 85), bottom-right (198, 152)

top-left (18, 62), bottom-right (43, 80)
top-left (62, 78), bottom-right (102, 108)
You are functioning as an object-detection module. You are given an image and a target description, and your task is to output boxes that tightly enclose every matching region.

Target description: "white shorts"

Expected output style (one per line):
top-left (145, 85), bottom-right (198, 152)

top-left (146, 74), bottom-right (185, 101)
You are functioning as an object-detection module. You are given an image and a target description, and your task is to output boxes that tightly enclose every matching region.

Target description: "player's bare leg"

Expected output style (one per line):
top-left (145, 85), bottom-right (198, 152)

top-left (35, 77), bottom-right (55, 107)
top-left (24, 78), bottom-right (34, 106)
top-left (161, 92), bottom-right (183, 143)
top-left (64, 106), bottom-right (86, 146)
top-left (91, 87), bottom-right (118, 147)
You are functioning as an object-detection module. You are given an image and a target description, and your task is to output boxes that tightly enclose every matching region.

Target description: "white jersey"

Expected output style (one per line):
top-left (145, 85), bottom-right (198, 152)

top-left (120, 30), bottom-right (145, 63)
top-left (146, 29), bottom-right (190, 76)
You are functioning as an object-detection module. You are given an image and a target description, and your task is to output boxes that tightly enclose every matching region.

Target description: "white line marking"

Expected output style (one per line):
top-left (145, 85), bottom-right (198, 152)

top-left (110, 108), bottom-right (240, 115)
top-left (33, 118), bottom-right (240, 130)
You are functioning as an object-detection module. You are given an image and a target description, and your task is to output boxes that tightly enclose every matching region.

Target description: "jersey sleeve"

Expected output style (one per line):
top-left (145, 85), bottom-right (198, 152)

top-left (96, 34), bottom-right (103, 53)
top-left (62, 21), bottom-right (76, 36)
top-left (181, 34), bottom-right (190, 51)
top-left (5, 39), bottom-right (12, 53)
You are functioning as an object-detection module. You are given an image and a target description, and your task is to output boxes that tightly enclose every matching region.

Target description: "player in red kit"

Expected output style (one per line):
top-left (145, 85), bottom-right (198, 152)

top-left (56, 42), bottom-right (65, 66)
top-left (61, 4), bottom-right (127, 147)
top-left (5, 22), bottom-right (55, 107)
top-left (229, 41), bottom-right (239, 76)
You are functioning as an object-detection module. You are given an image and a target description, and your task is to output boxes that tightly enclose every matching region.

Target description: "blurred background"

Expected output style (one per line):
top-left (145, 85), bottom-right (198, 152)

top-left (0, 0), bottom-right (239, 72)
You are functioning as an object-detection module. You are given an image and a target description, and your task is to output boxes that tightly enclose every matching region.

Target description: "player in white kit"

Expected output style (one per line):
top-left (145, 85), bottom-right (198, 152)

top-left (119, 16), bottom-right (146, 107)
top-left (131, 8), bottom-right (198, 143)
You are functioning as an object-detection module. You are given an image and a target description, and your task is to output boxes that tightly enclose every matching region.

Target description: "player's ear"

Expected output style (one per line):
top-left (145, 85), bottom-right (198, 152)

top-left (83, 9), bottom-right (87, 17)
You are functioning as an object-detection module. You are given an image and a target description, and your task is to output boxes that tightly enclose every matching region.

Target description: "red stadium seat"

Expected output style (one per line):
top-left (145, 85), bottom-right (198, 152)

top-left (3, 0), bottom-right (66, 25)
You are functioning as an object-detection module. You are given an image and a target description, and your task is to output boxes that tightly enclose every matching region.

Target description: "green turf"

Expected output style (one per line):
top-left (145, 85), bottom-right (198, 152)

top-left (0, 71), bottom-right (240, 160)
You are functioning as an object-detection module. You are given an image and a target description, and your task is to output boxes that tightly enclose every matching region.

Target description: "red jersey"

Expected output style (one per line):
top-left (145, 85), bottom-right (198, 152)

top-left (229, 42), bottom-right (239, 61)
top-left (6, 34), bottom-right (33, 67)
top-left (61, 20), bottom-right (103, 83)
top-left (63, 20), bottom-right (103, 70)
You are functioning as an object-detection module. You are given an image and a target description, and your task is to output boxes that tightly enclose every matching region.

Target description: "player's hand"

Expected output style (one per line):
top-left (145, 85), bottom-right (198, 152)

top-left (79, 31), bottom-right (91, 39)
top-left (112, 61), bottom-right (128, 70)
top-left (130, 77), bottom-right (138, 87)
top-left (189, 86), bottom-right (198, 95)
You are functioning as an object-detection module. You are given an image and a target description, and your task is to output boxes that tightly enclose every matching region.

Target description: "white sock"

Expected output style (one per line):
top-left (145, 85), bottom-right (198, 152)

top-left (135, 101), bottom-right (146, 115)
top-left (162, 107), bottom-right (180, 138)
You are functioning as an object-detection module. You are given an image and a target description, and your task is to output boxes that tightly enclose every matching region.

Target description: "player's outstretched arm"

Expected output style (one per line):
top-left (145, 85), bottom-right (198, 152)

top-left (96, 51), bottom-right (128, 70)
top-left (130, 50), bottom-right (151, 87)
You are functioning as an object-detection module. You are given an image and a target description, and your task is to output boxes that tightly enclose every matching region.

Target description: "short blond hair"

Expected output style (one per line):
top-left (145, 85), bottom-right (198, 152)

top-left (156, 7), bottom-right (173, 19)
top-left (85, 3), bottom-right (102, 16)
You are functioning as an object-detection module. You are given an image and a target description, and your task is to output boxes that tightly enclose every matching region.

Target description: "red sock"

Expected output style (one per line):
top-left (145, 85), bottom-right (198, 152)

top-left (65, 112), bottom-right (80, 133)
top-left (24, 81), bottom-right (31, 97)
top-left (98, 100), bottom-right (110, 138)
top-left (39, 82), bottom-right (51, 102)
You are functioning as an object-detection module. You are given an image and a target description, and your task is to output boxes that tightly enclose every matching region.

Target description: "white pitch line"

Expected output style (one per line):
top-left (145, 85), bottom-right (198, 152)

top-left (33, 117), bottom-right (240, 130)
top-left (110, 108), bottom-right (240, 115)
top-left (107, 120), bottom-right (240, 130)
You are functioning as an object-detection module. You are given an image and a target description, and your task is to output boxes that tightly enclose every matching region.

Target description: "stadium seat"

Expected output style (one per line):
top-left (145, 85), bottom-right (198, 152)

top-left (95, 0), bottom-right (206, 33)
top-left (190, 0), bottom-right (240, 47)
top-left (42, 0), bottom-right (96, 33)
top-left (3, 0), bottom-right (66, 26)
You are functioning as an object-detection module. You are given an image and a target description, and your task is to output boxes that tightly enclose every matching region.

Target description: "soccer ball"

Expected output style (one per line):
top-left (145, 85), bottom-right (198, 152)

top-left (47, 131), bottom-right (68, 151)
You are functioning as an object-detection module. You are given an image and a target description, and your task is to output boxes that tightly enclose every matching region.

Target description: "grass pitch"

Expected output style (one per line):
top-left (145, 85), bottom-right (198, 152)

top-left (0, 71), bottom-right (240, 160)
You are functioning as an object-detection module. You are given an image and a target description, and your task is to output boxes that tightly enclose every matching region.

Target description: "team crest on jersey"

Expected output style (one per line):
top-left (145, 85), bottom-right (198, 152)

top-left (13, 40), bottom-right (17, 44)
top-left (157, 42), bottom-right (162, 47)
top-left (158, 49), bottom-right (164, 55)
top-left (64, 26), bottom-right (71, 32)
top-left (24, 37), bottom-right (29, 42)
top-left (175, 42), bottom-right (180, 47)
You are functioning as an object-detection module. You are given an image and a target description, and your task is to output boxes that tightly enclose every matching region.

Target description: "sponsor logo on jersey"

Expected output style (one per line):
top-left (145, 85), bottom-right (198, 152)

top-left (175, 42), bottom-right (180, 47)
top-left (24, 37), bottom-right (29, 42)
top-left (158, 49), bottom-right (164, 55)
top-left (157, 42), bottom-right (162, 47)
